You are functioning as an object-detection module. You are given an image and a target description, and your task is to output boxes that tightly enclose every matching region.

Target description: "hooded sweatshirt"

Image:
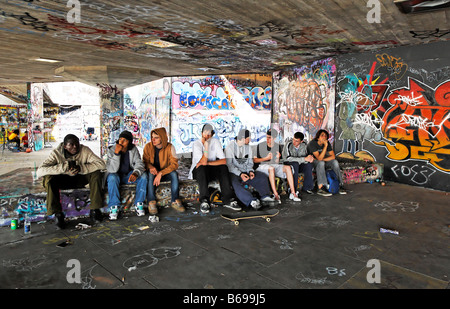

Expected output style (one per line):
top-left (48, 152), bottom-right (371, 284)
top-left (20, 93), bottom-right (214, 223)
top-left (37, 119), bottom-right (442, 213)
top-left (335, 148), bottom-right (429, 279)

top-left (143, 127), bottom-right (178, 176)
top-left (225, 139), bottom-right (254, 176)
top-left (37, 142), bottom-right (105, 178)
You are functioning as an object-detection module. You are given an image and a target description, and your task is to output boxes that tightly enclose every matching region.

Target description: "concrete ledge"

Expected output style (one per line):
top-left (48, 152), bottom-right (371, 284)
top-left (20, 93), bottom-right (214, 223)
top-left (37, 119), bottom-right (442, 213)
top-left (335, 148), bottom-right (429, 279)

top-left (0, 161), bottom-right (383, 227)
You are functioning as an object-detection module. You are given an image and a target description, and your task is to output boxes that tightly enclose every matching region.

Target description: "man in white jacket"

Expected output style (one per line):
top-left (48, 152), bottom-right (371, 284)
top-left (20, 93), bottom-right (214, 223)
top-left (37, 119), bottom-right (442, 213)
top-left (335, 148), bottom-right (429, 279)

top-left (37, 134), bottom-right (106, 229)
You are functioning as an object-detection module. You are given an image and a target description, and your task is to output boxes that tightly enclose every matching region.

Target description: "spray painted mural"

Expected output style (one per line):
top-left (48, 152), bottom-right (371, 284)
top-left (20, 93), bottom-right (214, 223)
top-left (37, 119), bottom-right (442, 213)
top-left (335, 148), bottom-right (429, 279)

top-left (273, 58), bottom-right (337, 143)
top-left (171, 74), bottom-right (272, 153)
top-left (335, 41), bottom-right (450, 191)
top-left (98, 84), bottom-right (123, 157)
top-left (123, 78), bottom-right (171, 148)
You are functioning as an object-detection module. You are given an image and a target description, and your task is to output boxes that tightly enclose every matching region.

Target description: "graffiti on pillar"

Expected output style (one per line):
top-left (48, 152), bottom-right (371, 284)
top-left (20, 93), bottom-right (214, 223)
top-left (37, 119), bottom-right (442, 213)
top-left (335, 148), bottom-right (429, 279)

top-left (98, 83), bottom-right (123, 157)
top-left (171, 74), bottom-right (272, 153)
top-left (273, 58), bottom-right (337, 143)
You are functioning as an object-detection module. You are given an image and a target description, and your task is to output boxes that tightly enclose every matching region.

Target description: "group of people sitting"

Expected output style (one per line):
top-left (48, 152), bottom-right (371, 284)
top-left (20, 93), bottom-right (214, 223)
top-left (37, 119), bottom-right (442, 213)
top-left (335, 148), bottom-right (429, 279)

top-left (36, 125), bottom-right (347, 229)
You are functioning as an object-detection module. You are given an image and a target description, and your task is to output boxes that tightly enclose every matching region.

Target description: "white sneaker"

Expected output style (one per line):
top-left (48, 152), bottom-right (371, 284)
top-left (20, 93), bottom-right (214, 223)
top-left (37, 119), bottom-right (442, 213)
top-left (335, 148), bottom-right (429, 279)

top-left (224, 200), bottom-right (241, 211)
top-left (135, 202), bottom-right (145, 216)
top-left (148, 215), bottom-right (159, 223)
top-left (289, 193), bottom-right (301, 202)
top-left (261, 196), bottom-right (275, 203)
top-left (200, 201), bottom-right (210, 213)
top-left (109, 205), bottom-right (119, 220)
top-left (250, 199), bottom-right (261, 210)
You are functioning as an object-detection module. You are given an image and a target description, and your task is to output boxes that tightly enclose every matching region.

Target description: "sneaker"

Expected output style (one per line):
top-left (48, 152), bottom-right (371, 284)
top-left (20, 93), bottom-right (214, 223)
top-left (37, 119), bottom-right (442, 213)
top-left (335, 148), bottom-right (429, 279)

top-left (90, 209), bottom-right (103, 222)
top-left (261, 195), bottom-right (275, 203)
top-left (148, 201), bottom-right (158, 215)
top-left (54, 212), bottom-right (66, 230)
top-left (250, 199), bottom-right (261, 210)
top-left (289, 193), bottom-right (301, 202)
top-left (317, 188), bottom-right (332, 197)
top-left (148, 215), bottom-right (159, 223)
top-left (339, 186), bottom-right (347, 195)
top-left (135, 202), bottom-right (145, 216)
top-left (171, 199), bottom-right (186, 213)
top-left (223, 200), bottom-right (241, 211)
top-left (109, 205), bottom-right (119, 220)
top-left (200, 201), bottom-right (210, 213)
top-left (304, 189), bottom-right (314, 194)
top-left (274, 195), bottom-right (282, 204)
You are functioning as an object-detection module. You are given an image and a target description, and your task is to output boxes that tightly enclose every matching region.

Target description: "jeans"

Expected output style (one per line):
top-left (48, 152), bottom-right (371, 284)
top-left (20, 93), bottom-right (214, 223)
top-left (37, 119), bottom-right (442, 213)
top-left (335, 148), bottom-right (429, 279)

top-left (284, 161), bottom-right (314, 191)
top-left (313, 159), bottom-right (343, 187)
top-left (107, 172), bottom-right (148, 207)
top-left (230, 171), bottom-right (271, 207)
top-left (42, 170), bottom-right (103, 215)
top-left (147, 171), bottom-right (180, 203)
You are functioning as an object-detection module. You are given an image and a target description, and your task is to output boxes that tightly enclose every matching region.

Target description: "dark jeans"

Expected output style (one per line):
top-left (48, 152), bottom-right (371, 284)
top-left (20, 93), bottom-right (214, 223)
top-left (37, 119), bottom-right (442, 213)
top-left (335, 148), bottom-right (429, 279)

top-left (230, 171), bottom-right (271, 207)
top-left (42, 170), bottom-right (103, 215)
top-left (192, 164), bottom-right (234, 204)
top-left (284, 161), bottom-right (314, 191)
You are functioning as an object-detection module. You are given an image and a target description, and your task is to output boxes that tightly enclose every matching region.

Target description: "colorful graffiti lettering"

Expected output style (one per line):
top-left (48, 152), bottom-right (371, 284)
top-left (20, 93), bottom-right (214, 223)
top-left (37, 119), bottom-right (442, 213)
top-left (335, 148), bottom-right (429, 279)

top-left (381, 78), bottom-right (450, 172)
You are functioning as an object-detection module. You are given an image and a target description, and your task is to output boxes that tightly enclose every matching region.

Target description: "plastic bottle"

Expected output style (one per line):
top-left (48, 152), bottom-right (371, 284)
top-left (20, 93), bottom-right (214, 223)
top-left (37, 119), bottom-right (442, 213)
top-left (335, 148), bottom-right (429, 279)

top-left (24, 214), bottom-right (31, 235)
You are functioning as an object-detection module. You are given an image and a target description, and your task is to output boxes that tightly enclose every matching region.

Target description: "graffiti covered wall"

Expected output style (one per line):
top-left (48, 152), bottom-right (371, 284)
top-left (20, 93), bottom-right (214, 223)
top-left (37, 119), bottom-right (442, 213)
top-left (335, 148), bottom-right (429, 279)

top-left (171, 74), bottom-right (272, 153)
top-left (98, 84), bottom-right (123, 157)
top-left (273, 58), bottom-right (337, 143)
top-left (123, 78), bottom-right (171, 148)
top-left (335, 41), bottom-right (450, 191)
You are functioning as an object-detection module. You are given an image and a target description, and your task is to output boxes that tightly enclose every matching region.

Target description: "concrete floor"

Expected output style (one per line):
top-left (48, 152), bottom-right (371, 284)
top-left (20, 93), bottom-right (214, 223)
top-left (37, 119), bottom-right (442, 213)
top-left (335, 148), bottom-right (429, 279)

top-left (0, 141), bottom-right (449, 292)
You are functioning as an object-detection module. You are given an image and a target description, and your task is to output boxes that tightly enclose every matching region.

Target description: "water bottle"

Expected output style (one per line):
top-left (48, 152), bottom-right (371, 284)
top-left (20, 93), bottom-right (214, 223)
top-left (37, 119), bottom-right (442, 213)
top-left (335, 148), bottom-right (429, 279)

top-left (24, 214), bottom-right (31, 235)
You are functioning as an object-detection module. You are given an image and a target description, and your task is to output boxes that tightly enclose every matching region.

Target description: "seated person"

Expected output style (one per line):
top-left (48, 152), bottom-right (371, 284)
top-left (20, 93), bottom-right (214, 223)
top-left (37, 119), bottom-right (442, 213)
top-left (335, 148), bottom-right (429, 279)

top-left (253, 129), bottom-right (300, 202)
top-left (282, 132), bottom-right (315, 195)
top-left (143, 127), bottom-right (185, 216)
top-left (189, 123), bottom-right (238, 213)
top-left (307, 129), bottom-right (347, 196)
top-left (8, 129), bottom-right (20, 148)
top-left (106, 130), bottom-right (148, 220)
top-left (21, 131), bottom-right (29, 148)
top-left (225, 129), bottom-right (274, 210)
top-left (37, 134), bottom-right (106, 229)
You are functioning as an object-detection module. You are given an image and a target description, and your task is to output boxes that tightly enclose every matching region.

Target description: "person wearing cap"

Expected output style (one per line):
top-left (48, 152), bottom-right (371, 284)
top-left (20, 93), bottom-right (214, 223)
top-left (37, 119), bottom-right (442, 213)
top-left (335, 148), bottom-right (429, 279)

top-left (37, 134), bottom-right (106, 229)
top-left (253, 128), bottom-right (301, 202)
top-left (189, 123), bottom-right (238, 213)
top-left (106, 130), bottom-right (148, 220)
top-left (225, 129), bottom-right (274, 210)
top-left (143, 127), bottom-right (185, 217)
top-left (282, 131), bottom-right (315, 195)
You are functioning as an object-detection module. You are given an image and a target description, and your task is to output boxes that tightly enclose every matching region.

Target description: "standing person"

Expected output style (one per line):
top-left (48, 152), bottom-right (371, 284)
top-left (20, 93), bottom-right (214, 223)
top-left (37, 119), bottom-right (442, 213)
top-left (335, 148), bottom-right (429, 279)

top-left (225, 129), bottom-right (274, 210)
top-left (253, 129), bottom-right (301, 203)
top-left (307, 129), bottom-right (347, 196)
top-left (37, 134), bottom-right (106, 229)
top-left (283, 132), bottom-right (315, 195)
top-left (143, 127), bottom-right (185, 217)
top-left (189, 124), bottom-right (238, 213)
top-left (106, 130), bottom-right (148, 220)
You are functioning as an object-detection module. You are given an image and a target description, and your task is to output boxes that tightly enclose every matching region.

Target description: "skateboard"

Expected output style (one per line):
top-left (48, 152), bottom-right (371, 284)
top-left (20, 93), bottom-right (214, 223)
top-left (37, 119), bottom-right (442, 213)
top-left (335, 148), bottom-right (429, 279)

top-left (222, 209), bottom-right (279, 225)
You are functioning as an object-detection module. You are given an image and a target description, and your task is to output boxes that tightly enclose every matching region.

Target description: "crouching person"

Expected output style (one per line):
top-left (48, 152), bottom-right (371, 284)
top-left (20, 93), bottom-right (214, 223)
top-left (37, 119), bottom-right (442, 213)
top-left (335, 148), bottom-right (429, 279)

top-left (106, 130), bottom-right (148, 220)
top-left (143, 127), bottom-right (185, 218)
top-left (37, 134), bottom-right (106, 229)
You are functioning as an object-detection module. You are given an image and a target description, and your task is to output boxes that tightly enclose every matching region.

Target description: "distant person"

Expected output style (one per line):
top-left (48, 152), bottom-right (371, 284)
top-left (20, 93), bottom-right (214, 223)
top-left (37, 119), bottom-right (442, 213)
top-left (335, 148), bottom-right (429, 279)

top-left (225, 129), bottom-right (274, 210)
top-left (143, 127), bottom-right (185, 217)
top-left (8, 129), bottom-right (20, 148)
top-left (307, 129), bottom-right (347, 196)
top-left (253, 129), bottom-right (300, 203)
top-left (189, 124), bottom-right (238, 213)
top-left (106, 130), bottom-right (148, 220)
top-left (37, 134), bottom-right (106, 229)
top-left (282, 132), bottom-right (315, 195)
top-left (21, 130), bottom-right (29, 148)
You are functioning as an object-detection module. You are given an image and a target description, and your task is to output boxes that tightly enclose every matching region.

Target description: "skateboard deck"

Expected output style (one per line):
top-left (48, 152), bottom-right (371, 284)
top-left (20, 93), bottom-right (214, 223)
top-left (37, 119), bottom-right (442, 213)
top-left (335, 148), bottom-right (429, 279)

top-left (222, 209), bottom-right (279, 225)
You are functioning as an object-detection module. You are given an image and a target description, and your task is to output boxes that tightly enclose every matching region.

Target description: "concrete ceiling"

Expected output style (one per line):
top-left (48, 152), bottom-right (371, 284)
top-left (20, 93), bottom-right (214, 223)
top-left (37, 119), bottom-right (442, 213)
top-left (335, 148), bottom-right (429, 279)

top-left (0, 0), bottom-right (449, 94)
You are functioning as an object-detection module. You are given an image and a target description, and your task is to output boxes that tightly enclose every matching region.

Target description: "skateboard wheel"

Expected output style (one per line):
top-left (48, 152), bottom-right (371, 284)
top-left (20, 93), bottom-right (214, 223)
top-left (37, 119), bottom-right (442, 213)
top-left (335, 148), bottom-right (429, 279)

top-left (234, 221), bottom-right (239, 226)
top-left (266, 218), bottom-right (271, 222)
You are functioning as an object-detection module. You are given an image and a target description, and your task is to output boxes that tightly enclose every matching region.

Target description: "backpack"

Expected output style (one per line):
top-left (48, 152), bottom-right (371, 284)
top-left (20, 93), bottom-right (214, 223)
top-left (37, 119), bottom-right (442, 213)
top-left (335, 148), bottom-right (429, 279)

top-left (326, 170), bottom-right (340, 194)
